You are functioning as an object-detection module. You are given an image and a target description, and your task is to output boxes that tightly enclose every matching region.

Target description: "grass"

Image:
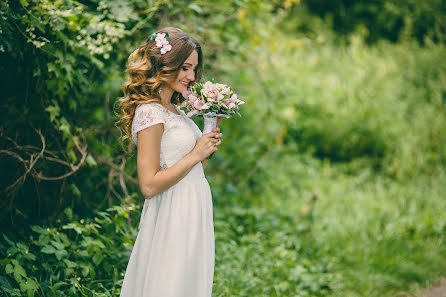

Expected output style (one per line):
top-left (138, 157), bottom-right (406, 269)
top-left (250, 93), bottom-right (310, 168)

top-left (211, 152), bottom-right (446, 296)
top-left (208, 28), bottom-right (446, 297)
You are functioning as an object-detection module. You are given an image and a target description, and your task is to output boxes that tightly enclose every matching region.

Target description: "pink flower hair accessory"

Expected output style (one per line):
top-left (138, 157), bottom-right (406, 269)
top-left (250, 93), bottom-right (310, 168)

top-left (150, 32), bottom-right (172, 54)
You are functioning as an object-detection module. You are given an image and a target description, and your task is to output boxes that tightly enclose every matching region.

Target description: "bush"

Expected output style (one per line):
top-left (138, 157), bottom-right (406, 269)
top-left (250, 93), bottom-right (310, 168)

top-left (297, 0), bottom-right (446, 44)
top-left (0, 201), bottom-right (140, 297)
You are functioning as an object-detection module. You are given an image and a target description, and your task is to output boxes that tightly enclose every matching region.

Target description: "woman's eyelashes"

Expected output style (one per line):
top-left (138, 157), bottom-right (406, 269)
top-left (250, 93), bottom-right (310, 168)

top-left (182, 66), bottom-right (197, 71)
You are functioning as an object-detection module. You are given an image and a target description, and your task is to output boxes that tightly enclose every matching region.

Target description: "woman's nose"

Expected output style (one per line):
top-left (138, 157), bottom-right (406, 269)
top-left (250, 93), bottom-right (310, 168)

top-left (187, 70), bottom-right (195, 81)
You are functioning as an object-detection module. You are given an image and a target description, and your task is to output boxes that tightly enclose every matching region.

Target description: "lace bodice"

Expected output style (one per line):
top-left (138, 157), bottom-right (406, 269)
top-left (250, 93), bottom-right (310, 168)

top-left (131, 103), bottom-right (204, 176)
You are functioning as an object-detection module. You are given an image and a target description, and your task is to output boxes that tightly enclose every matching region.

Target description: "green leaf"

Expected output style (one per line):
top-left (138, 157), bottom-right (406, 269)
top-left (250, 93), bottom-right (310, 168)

top-left (2, 234), bottom-right (15, 246)
top-left (16, 243), bottom-right (28, 251)
top-left (29, 14), bottom-right (45, 34)
top-left (68, 99), bottom-right (77, 110)
top-left (19, 0), bottom-right (29, 7)
top-left (78, 250), bottom-right (89, 257)
top-left (13, 272), bottom-right (22, 283)
top-left (37, 234), bottom-right (50, 246)
top-left (63, 207), bottom-right (73, 220)
top-left (47, 62), bottom-right (58, 75)
top-left (58, 117), bottom-right (71, 138)
top-left (45, 103), bottom-right (60, 122)
top-left (50, 281), bottom-right (66, 291)
top-left (63, 259), bottom-right (77, 268)
top-left (19, 278), bottom-right (38, 296)
top-left (62, 223), bottom-right (83, 234)
top-left (188, 3), bottom-right (203, 14)
top-left (68, 149), bottom-right (77, 163)
top-left (54, 249), bottom-right (68, 260)
top-left (41, 245), bottom-right (57, 254)
top-left (71, 183), bottom-right (81, 198)
top-left (92, 253), bottom-right (103, 265)
top-left (6, 246), bottom-right (17, 256)
top-left (31, 225), bottom-right (47, 234)
top-left (85, 154), bottom-right (97, 167)
top-left (25, 252), bottom-right (36, 261)
top-left (5, 264), bottom-right (13, 274)
top-left (0, 276), bottom-right (13, 293)
top-left (51, 240), bottom-right (65, 250)
top-left (81, 265), bottom-right (90, 277)
top-left (11, 260), bottom-right (27, 282)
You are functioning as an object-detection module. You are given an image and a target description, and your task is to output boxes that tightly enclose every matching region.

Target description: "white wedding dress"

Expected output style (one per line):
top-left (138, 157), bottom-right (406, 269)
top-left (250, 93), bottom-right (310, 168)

top-left (119, 103), bottom-right (215, 297)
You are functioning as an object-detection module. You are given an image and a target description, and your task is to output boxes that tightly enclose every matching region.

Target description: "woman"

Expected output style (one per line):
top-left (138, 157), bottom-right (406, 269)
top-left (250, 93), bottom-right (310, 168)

top-left (116, 27), bottom-right (222, 297)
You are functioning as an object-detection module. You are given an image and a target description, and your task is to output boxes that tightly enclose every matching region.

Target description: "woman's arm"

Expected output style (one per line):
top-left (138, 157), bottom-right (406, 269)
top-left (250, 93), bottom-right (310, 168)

top-left (137, 123), bottom-right (220, 199)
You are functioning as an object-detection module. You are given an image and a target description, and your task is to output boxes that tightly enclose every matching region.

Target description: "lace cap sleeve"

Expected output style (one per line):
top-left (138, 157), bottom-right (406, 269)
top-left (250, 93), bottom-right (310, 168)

top-left (132, 103), bottom-right (166, 145)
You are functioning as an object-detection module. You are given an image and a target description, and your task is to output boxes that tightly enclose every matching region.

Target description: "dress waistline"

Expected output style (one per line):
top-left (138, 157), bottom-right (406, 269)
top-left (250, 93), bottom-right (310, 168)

top-left (137, 163), bottom-right (206, 230)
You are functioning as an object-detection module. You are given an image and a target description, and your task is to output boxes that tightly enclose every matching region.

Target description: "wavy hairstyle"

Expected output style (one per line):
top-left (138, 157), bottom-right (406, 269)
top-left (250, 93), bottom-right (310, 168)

top-left (115, 27), bottom-right (203, 152)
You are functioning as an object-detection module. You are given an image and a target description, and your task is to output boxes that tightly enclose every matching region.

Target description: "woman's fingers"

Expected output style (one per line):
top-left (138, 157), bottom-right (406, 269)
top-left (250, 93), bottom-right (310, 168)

top-left (202, 129), bottom-right (222, 157)
top-left (212, 134), bottom-right (222, 140)
top-left (205, 137), bottom-right (220, 149)
top-left (205, 131), bottom-right (218, 138)
top-left (206, 131), bottom-right (222, 139)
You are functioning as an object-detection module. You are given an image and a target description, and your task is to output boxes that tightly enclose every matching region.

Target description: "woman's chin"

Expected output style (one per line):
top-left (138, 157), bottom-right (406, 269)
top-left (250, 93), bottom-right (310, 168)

top-left (175, 85), bottom-right (188, 93)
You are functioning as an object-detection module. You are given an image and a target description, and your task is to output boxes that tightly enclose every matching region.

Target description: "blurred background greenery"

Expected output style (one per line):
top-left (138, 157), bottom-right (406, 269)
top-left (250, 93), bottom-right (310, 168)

top-left (0, 0), bottom-right (445, 296)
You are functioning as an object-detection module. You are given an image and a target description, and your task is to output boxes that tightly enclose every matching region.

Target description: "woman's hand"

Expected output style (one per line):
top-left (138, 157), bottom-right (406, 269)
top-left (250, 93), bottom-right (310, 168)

top-left (191, 127), bottom-right (222, 162)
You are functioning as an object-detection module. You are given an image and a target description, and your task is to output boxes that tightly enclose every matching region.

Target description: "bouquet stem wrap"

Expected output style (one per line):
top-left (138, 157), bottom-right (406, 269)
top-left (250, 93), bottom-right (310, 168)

top-left (203, 114), bottom-right (219, 160)
top-left (203, 114), bottom-right (219, 134)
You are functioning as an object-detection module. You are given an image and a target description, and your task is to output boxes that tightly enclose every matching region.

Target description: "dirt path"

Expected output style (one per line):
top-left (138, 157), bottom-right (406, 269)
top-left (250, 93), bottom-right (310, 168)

top-left (397, 278), bottom-right (446, 297)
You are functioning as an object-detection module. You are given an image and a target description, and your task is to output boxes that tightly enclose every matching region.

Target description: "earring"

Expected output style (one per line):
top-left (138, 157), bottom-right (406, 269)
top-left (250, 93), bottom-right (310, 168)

top-left (158, 88), bottom-right (162, 94)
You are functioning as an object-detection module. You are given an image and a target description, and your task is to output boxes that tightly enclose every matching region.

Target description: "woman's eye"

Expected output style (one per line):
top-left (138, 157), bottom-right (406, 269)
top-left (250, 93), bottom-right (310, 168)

top-left (182, 66), bottom-right (197, 71)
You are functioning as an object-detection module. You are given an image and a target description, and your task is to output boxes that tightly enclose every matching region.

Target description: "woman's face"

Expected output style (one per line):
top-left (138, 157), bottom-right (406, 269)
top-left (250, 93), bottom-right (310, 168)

top-left (169, 50), bottom-right (198, 93)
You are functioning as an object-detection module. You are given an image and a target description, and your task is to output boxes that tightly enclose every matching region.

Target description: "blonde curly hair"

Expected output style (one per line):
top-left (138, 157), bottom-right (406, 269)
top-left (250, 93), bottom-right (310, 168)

top-left (115, 27), bottom-right (203, 152)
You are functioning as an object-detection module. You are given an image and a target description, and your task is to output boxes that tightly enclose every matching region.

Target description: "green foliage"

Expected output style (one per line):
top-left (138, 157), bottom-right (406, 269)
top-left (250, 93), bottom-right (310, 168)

top-left (1, 0), bottom-right (446, 296)
top-left (0, 0), bottom-right (281, 229)
top-left (297, 0), bottom-right (446, 44)
top-left (213, 205), bottom-right (340, 297)
top-left (0, 0), bottom-right (133, 225)
top-left (205, 21), bottom-right (446, 296)
top-left (0, 201), bottom-right (140, 296)
top-left (213, 29), bottom-right (446, 182)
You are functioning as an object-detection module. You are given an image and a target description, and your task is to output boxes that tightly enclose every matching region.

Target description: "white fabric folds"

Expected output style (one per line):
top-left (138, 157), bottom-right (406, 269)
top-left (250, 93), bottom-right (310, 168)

top-left (120, 103), bottom-right (215, 297)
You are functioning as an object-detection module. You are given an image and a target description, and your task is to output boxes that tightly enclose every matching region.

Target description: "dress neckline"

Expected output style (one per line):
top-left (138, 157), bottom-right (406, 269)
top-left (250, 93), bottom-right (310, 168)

top-left (153, 102), bottom-right (182, 116)
top-left (168, 105), bottom-right (182, 116)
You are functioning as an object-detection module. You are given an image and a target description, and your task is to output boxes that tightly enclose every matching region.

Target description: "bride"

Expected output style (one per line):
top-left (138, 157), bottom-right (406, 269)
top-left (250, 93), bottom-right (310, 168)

top-left (116, 27), bottom-right (222, 297)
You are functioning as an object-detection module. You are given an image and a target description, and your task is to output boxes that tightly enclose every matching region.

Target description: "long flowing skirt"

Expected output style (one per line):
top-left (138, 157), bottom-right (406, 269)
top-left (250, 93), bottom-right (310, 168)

top-left (119, 175), bottom-right (215, 297)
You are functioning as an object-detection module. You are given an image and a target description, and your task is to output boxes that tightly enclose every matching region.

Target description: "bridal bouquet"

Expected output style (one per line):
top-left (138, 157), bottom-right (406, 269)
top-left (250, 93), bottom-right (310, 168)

top-left (180, 81), bottom-right (245, 133)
